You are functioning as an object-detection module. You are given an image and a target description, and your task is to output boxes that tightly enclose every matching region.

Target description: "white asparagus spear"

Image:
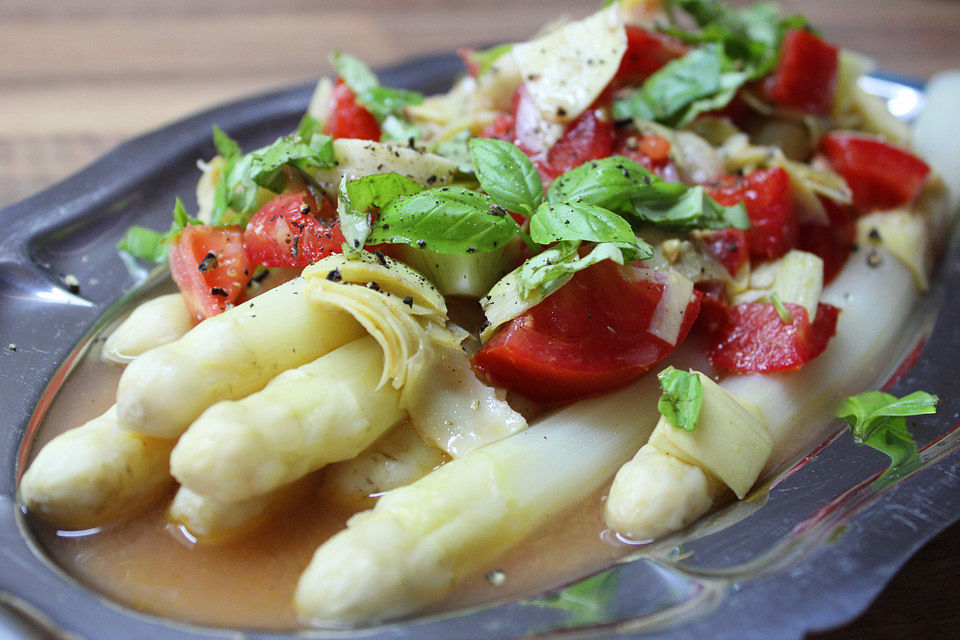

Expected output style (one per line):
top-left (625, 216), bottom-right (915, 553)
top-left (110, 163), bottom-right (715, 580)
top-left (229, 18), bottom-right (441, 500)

top-left (102, 293), bottom-right (193, 364)
top-left (171, 336), bottom-right (405, 502)
top-left (606, 246), bottom-right (919, 539)
top-left (116, 276), bottom-right (365, 439)
top-left (18, 407), bottom-right (174, 530)
top-left (294, 369), bottom-right (669, 624)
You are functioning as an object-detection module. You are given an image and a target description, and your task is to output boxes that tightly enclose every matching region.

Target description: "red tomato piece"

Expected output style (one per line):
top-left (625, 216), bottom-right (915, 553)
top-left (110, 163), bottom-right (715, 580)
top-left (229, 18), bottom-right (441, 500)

top-left (612, 133), bottom-right (680, 181)
top-left (481, 113), bottom-right (516, 142)
top-left (243, 192), bottom-right (346, 267)
top-left (323, 79), bottom-right (381, 141)
top-left (612, 26), bottom-right (688, 91)
top-left (693, 280), bottom-right (729, 336)
top-left (763, 29), bottom-right (839, 115)
top-left (797, 197), bottom-right (856, 284)
top-left (702, 227), bottom-right (750, 277)
top-left (708, 168), bottom-right (799, 261)
top-left (819, 132), bottom-right (930, 214)
top-left (473, 261), bottom-right (701, 403)
top-left (539, 108), bottom-right (616, 181)
top-left (169, 225), bottom-right (253, 323)
top-left (708, 302), bottom-right (840, 373)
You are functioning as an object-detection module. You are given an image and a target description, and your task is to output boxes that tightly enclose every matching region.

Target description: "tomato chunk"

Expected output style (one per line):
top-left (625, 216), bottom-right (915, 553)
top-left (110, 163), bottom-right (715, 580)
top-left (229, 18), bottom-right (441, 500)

top-left (819, 132), bottom-right (930, 215)
top-left (707, 302), bottom-right (840, 373)
top-left (243, 192), bottom-right (345, 267)
top-left (708, 168), bottom-right (798, 261)
top-left (169, 225), bottom-right (253, 323)
top-left (473, 261), bottom-right (701, 403)
top-left (763, 29), bottom-right (839, 114)
top-left (323, 79), bottom-right (381, 141)
top-left (797, 197), bottom-right (855, 284)
top-left (615, 27), bottom-right (688, 87)
top-left (702, 227), bottom-right (750, 277)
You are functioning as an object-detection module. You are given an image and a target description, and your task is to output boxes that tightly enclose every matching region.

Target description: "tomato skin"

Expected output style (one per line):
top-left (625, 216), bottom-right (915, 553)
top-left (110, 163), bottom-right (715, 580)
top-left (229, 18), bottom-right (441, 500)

top-left (708, 168), bottom-right (798, 261)
top-left (169, 225), bottom-right (253, 323)
top-left (707, 302), bottom-right (840, 373)
top-left (763, 29), bottom-right (839, 115)
top-left (615, 27), bottom-right (688, 87)
top-left (702, 227), bottom-right (750, 277)
top-left (323, 79), bottom-right (381, 141)
top-left (819, 132), bottom-right (930, 214)
top-left (243, 192), bottom-right (345, 267)
top-left (473, 261), bottom-right (701, 403)
top-left (797, 197), bottom-right (855, 284)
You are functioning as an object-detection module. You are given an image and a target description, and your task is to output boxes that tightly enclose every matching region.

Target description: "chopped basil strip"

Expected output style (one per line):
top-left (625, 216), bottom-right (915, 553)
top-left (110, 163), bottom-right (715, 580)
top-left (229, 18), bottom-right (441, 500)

top-left (431, 130), bottom-right (474, 173)
top-left (470, 43), bottom-right (513, 76)
top-left (770, 292), bottom-right (793, 323)
top-left (470, 137), bottom-right (543, 216)
top-left (657, 366), bottom-right (703, 431)
top-left (836, 390), bottom-right (938, 479)
top-left (367, 187), bottom-right (520, 253)
top-left (117, 197), bottom-right (201, 264)
top-left (526, 569), bottom-right (620, 625)
top-left (631, 184), bottom-right (749, 231)
top-left (331, 51), bottom-right (423, 125)
top-left (514, 241), bottom-right (629, 299)
top-left (248, 134), bottom-right (336, 192)
top-left (212, 125), bottom-right (241, 160)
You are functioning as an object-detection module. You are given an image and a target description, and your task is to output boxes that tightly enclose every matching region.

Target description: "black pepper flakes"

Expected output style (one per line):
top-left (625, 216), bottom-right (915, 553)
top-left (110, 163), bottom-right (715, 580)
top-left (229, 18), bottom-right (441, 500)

top-left (402, 295), bottom-right (414, 307)
top-left (197, 252), bottom-right (218, 273)
top-left (326, 269), bottom-right (343, 282)
top-left (290, 236), bottom-right (300, 259)
top-left (488, 204), bottom-right (507, 217)
top-left (374, 250), bottom-right (388, 266)
top-left (210, 287), bottom-right (229, 297)
top-left (416, 239), bottom-right (427, 249)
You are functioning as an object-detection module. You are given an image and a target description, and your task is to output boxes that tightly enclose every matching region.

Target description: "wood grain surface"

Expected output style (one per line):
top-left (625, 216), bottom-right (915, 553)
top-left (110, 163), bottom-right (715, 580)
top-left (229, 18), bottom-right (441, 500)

top-left (3, 1), bottom-right (960, 638)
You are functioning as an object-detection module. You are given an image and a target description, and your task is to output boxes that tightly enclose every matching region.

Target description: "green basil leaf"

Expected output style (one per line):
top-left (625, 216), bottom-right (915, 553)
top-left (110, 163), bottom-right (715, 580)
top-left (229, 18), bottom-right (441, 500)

top-left (212, 125), bottom-right (241, 160)
top-left (469, 43), bottom-right (513, 76)
top-left (358, 86), bottom-right (424, 121)
top-left (430, 130), bottom-right (474, 173)
top-left (836, 390), bottom-right (938, 480)
top-left (338, 173), bottom-right (425, 254)
top-left (248, 134), bottom-right (335, 192)
top-left (530, 201), bottom-right (642, 249)
top-left (380, 114), bottom-right (422, 144)
top-left (547, 156), bottom-right (659, 213)
top-left (117, 226), bottom-right (169, 263)
top-left (657, 366), bottom-right (703, 431)
top-left (515, 241), bottom-right (628, 299)
top-left (295, 114), bottom-right (321, 142)
top-left (330, 51), bottom-right (378, 95)
top-left (368, 187), bottom-right (519, 253)
top-left (631, 184), bottom-right (749, 231)
top-left (469, 137), bottom-right (543, 216)
top-left (612, 45), bottom-right (750, 128)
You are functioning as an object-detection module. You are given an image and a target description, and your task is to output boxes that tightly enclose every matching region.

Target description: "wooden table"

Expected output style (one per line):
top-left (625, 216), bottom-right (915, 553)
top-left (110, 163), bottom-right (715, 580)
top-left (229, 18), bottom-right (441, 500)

top-left (2, 1), bottom-right (959, 637)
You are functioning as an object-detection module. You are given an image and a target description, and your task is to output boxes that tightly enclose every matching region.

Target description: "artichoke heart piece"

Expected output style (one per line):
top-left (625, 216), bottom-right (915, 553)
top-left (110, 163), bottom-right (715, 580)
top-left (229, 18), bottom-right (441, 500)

top-left (856, 210), bottom-right (931, 291)
top-left (732, 249), bottom-right (824, 322)
top-left (304, 252), bottom-right (527, 457)
top-left (648, 372), bottom-right (772, 499)
top-left (511, 4), bottom-right (627, 126)
top-left (308, 139), bottom-right (459, 196)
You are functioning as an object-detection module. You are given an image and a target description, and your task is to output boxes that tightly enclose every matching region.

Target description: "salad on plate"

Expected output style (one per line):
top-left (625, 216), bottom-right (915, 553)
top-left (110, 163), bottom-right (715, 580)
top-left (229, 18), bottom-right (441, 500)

top-left (16, 0), bottom-right (959, 630)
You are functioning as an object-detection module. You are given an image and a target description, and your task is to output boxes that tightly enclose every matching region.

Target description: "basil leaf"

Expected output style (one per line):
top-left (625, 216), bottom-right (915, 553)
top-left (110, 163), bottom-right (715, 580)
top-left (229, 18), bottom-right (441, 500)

top-left (338, 173), bottom-right (425, 254)
top-left (212, 125), bottom-right (241, 160)
top-left (368, 187), bottom-right (519, 253)
top-left (380, 114), bottom-right (422, 144)
top-left (515, 241), bottom-right (628, 299)
top-left (547, 156), bottom-right (659, 213)
top-left (469, 138), bottom-right (543, 216)
top-left (295, 114), bottom-right (321, 142)
top-left (330, 51), bottom-right (378, 95)
top-left (770, 292), bottom-right (793, 323)
top-left (529, 201), bottom-right (646, 254)
top-left (631, 184), bottom-right (749, 231)
top-left (613, 45), bottom-right (750, 128)
top-left (469, 43), bottom-right (513, 76)
top-left (657, 367), bottom-right (703, 430)
top-left (248, 134), bottom-right (336, 192)
top-left (526, 569), bottom-right (620, 626)
top-left (117, 226), bottom-right (169, 263)
top-left (331, 51), bottom-right (423, 123)
top-left (836, 390), bottom-right (938, 480)
top-left (430, 130), bottom-right (474, 173)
